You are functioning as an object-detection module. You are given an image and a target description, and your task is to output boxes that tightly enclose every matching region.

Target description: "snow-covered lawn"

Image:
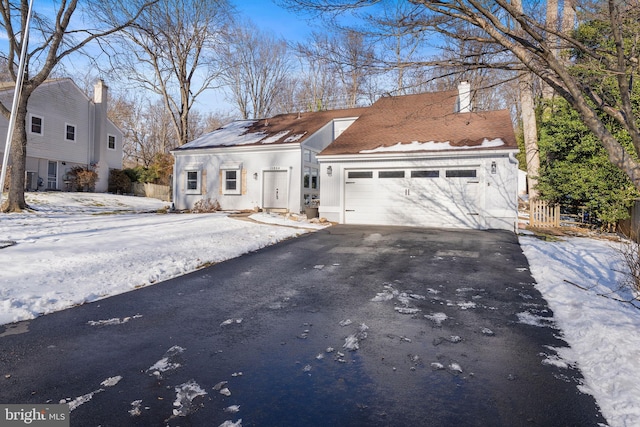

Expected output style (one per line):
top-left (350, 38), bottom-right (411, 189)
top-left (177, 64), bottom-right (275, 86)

top-left (0, 192), bottom-right (317, 326)
top-left (520, 233), bottom-right (640, 427)
top-left (1, 192), bottom-right (639, 426)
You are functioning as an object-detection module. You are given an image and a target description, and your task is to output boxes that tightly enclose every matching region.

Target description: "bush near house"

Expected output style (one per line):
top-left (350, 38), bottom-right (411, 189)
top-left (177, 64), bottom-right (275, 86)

top-left (108, 169), bottom-right (132, 194)
top-left (67, 166), bottom-right (98, 192)
top-left (124, 153), bottom-right (173, 186)
top-left (191, 198), bottom-right (220, 213)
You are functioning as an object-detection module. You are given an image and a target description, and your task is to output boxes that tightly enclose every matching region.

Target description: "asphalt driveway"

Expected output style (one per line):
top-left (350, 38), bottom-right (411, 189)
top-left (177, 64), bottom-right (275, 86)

top-left (0, 226), bottom-right (606, 426)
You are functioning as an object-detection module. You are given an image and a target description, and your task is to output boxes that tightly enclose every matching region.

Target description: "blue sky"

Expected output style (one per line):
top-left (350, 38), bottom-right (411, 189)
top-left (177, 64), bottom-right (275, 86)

top-left (233, 0), bottom-right (318, 42)
top-left (0, 0), bottom-right (349, 115)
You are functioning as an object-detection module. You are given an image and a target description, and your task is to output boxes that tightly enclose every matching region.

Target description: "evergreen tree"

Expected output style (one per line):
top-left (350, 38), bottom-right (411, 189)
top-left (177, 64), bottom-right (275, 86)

top-left (537, 98), bottom-right (638, 226)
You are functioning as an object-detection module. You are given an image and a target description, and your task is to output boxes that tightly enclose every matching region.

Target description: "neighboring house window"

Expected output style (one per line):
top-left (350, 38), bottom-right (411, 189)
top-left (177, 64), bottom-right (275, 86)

top-left (185, 170), bottom-right (201, 194)
top-left (30, 115), bottom-right (43, 135)
top-left (108, 134), bottom-right (116, 150)
top-left (65, 124), bottom-right (76, 142)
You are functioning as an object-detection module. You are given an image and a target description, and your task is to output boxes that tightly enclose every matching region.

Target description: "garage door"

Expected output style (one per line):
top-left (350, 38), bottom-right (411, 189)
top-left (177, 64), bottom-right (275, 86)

top-left (344, 168), bottom-right (482, 228)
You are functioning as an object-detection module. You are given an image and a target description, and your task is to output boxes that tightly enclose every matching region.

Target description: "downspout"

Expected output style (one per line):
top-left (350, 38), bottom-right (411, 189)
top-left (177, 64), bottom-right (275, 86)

top-left (509, 152), bottom-right (519, 166)
top-left (88, 94), bottom-right (94, 167)
top-left (509, 152), bottom-right (520, 233)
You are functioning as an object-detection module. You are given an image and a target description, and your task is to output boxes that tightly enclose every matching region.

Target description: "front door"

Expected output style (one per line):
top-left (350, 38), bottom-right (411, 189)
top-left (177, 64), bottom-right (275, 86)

top-left (47, 161), bottom-right (57, 190)
top-left (263, 170), bottom-right (288, 210)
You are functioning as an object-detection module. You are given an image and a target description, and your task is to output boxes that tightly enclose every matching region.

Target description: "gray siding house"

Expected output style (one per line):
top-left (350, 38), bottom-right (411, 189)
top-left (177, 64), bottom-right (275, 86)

top-left (0, 78), bottom-right (123, 193)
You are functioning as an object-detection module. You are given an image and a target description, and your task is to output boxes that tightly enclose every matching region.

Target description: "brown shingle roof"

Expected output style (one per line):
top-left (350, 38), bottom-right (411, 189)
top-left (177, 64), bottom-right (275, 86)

top-left (320, 90), bottom-right (517, 155)
top-left (242, 107), bottom-right (369, 144)
top-left (179, 107), bottom-right (369, 150)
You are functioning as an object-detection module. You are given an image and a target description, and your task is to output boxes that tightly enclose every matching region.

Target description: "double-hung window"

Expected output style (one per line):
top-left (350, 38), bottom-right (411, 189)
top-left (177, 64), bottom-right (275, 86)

top-left (225, 170), bottom-right (238, 192)
top-left (30, 115), bottom-right (43, 135)
top-left (221, 162), bottom-right (242, 195)
top-left (65, 124), bottom-right (76, 142)
top-left (185, 169), bottom-right (201, 194)
top-left (108, 134), bottom-right (116, 150)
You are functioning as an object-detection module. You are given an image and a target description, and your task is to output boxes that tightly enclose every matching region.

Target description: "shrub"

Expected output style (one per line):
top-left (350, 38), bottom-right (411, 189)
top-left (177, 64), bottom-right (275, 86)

top-left (123, 168), bottom-right (141, 183)
top-left (191, 198), bottom-right (220, 213)
top-left (68, 166), bottom-right (98, 192)
top-left (618, 239), bottom-right (640, 297)
top-left (108, 169), bottom-right (132, 194)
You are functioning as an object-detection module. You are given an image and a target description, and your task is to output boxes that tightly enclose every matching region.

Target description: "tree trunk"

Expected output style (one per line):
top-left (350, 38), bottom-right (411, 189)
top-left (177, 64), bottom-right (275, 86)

top-left (542, 0), bottom-right (558, 104)
top-left (512, 0), bottom-right (540, 200)
top-left (4, 103), bottom-right (28, 212)
top-left (519, 73), bottom-right (540, 200)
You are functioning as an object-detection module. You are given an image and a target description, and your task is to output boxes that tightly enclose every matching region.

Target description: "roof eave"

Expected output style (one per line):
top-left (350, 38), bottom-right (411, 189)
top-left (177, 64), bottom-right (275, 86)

top-left (171, 142), bottom-right (302, 155)
top-left (317, 148), bottom-right (519, 162)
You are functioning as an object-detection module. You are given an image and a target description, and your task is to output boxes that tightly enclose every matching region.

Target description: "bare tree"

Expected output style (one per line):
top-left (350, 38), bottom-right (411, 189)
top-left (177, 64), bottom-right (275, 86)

top-left (0, 0), bottom-right (156, 212)
top-left (367, 2), bottom-right (428, 95)
top-left (98, 0), bottom-right (232, 147)
top-left (219, 23), bottom-right (292, 119)
top-left (200, 111), bottom-right (235, 134)
top-left (510, 0), bottom-right (541, 199)
top-left (294, 41), bottom-right (347, 111)
top-left (302, 30), bottom-right (375, 108)
top-left (108, 94), bottom-right (169, 167)
top-left (282, 0), bottom-right (640, 193)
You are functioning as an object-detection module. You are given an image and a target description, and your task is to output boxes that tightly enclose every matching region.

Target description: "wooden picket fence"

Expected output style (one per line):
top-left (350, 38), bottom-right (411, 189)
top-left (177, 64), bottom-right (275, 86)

top-left (132, 182), bottom-right (171, 202)
top-left (529, 199), bottom-right (561, 228)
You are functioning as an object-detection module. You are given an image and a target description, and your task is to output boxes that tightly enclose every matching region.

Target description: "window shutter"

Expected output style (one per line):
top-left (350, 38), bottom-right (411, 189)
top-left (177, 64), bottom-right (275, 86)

top-left (242, 169), bottom-right (247, 195)
top-left (219, 170), bottom-right (223, 195)
top-left (202, 169), bottom-right (207, 194)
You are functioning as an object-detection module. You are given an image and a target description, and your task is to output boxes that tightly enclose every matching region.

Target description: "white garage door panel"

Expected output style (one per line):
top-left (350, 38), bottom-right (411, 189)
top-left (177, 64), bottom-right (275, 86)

top-left (344, 169), bottom-right (482, 228)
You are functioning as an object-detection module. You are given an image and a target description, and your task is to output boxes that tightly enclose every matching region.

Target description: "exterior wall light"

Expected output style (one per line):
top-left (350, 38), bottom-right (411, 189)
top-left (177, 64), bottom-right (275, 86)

top-left (253, 172), bottom-right (258, 180)
top-left (327, 166), bottom-right (332, 176)
top-left (491, 161), bottom-right (497, 174)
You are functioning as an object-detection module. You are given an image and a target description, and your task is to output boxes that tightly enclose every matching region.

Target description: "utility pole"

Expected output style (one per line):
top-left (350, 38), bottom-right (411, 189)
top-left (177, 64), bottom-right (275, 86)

top-left (0, 0), bottom-right (35, 209)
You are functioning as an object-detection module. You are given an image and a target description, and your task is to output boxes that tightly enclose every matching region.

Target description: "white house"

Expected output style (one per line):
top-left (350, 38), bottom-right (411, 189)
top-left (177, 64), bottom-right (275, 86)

top-left (318, 84), bottom-right (520, 230)
top-left (0, 78), bottom-right (123, 192)
top-left (171, 107), bottom-right (368, 213)
top-left (172, 83), bottom-right (519, 231)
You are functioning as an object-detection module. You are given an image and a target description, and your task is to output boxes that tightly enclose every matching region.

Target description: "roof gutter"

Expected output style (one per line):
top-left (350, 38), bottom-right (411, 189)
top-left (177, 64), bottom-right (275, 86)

top-left (171, 143), bottom-right (301, 156)
top-left (317, 148), bottom-right (519, 163)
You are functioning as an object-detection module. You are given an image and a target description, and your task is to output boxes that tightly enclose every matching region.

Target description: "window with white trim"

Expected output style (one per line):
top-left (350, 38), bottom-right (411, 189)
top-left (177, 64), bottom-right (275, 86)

top-left (224, 170), bottom-right (240, 194)
top-left (221, 163), bottom-right (242, 195)
top-left (30, 115), bottom-right (43, 135)
top-left (65, 124), bottom-right (76, 142)
top-left (107, 134), bottom-right (116, 150)
top-left (185, 169), bottom-right (201, 194)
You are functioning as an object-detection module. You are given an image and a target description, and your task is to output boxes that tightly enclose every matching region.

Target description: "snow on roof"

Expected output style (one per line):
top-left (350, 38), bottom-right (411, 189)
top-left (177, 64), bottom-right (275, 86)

top-left (178, 107), bottom-right (368, 151)
top-left (262, 130), bottom-right (291, 144)
top-left (359, 138), bottom-right (506, 154)
top-left (180, 120), bottom-right (264, 149)
top-left (284, 132), bottom-right (307, 143)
